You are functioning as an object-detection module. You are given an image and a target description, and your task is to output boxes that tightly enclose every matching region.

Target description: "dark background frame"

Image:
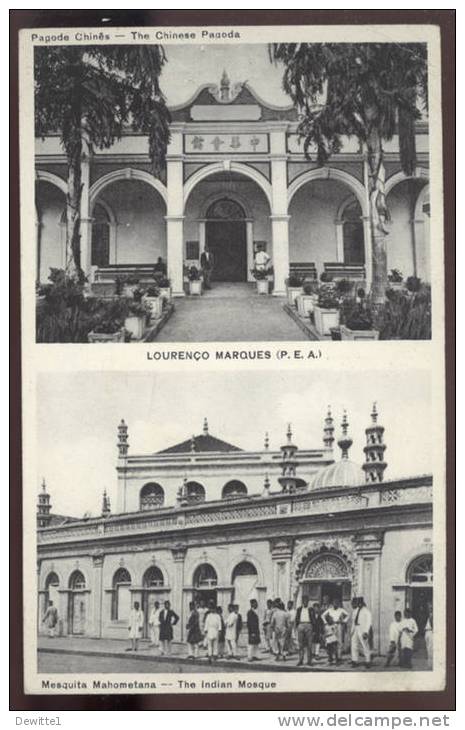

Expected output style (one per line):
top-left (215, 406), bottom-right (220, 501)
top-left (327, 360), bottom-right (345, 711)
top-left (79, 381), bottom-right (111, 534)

top-left (10, 8), bottom-right (455, 712)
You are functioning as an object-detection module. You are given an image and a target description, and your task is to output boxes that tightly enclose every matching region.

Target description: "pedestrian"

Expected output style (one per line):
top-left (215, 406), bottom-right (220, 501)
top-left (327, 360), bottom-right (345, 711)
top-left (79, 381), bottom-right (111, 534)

top-left (284, 600), bottom-right (297, 655)
top-left (263, 598), bottom-right (274, 653)
top-left (186, 601), bottom-right (202, 659)
top-left (271, 599), bottom-right (289, 661)
top-left (153, 256), bottom-right (167, 276)
top-left (42, 600), bottom-right (59, 638)
top-left (350, 597), bottom-right (372, 669)
top-left (148, 600), bottom-right (161, 650)
top-left (159, 600), bottom-right (179, 655)
top-left (424, 604), bottom-right (433, 669)
top-left (246, 598), bottom-right (261, 662)
top-left (295, 595), bottom-right (314, 666)
top-left (323, 615), bottom-right (339, 665)
top-left (197, 598), bottom-right (208, 650)
top-left (322, 597), bottom-right (348, 664)
top-left (399, 608), bottom-right (418, 669)
top-left (311, 603), bottom-right (326, 662)
top-left (217, 606), bottom-right (226, 658)
top-left (225, 603), bottom-right (239, 659)
top-left (254, 243), bottom-right (271, 272)
top-left (233, 603), bottom-right (243, 643)
top-left (204, 601), bottom-right (222, 663)
top-left (126, 601), bottom-right (144, 652)
top-left (385, 610), bottom-right (402, 667)
top-left (200, 245), bottom-right (213, 289)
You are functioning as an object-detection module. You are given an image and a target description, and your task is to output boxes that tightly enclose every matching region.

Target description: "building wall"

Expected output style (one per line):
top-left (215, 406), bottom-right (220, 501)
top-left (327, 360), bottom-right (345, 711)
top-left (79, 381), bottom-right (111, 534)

top-left (386, 179), bottom-right (429, 279)
top-left (36, 181), bottom-right (66, 282)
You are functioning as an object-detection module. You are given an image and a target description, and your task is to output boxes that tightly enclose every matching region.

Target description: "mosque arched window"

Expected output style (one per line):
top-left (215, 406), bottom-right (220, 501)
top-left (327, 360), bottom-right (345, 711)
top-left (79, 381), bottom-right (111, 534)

top-left (140, 483), bottom-right (164, 511)
top-left (185, 481), bottom-right (206, 503)
top-left (142, 565), bottom-right (164, 588)
top-left (222, 480), bottom-right (248, 499)
top-left (193, 563), bottom-right (218, 589)
top-left (111, 568), bottom-right (132, 621)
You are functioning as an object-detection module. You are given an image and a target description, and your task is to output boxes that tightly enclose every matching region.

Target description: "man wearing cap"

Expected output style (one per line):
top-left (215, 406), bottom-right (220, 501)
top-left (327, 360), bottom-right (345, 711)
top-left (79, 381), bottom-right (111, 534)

top-left (350, 597), bottom-right (372, 668)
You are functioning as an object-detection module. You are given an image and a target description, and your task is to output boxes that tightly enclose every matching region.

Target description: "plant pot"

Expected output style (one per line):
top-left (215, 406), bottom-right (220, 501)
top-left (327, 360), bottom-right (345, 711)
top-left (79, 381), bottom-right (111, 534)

top-left (296, 294), bottom-right (317, 318)
top-left (256, 279), bottom-right (269, 295)
top-left (340, 325), bottom-right (379, 341)
top-left (124, 315), bottom-right (145, 340)
top-left (189, 279), bottom-right (202, 296)
top-left (158, 286), bottom-right (171, 300)
top-left (287, 286), bottom-right (302, 307)
top-left (144, 295), bottom-right (163, 320)
top-left (313, 305), bottom-right (340, 336)
top-left (88, 329), bottom-right (125, 343)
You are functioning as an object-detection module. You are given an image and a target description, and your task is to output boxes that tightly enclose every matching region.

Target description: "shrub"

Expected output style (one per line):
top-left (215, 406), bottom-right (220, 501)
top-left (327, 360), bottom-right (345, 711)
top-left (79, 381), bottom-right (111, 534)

top-left (251, 267), bottom-right (270, 281)
top-left (388, 268), bottom-right (403, 283)
top-left (145, 285), bottom-right (160, 298)
top-left (405, 275), bottom-right (422, 293)
top-left (336, 278), bottom-right (353, 296)
top-left (188, 266), bottom-right (201, 281)
top-left (153, 273), bottom-right (171, 288)
top-left (378, 285), bottom-right (431, 340)
top-left (320, 271), bottom-right (333, 283)
top-left (302, 281), bottom-right (318, 295)
top-left (286, 274), bottom-right (303, 287)
top-left (318, 284), bottom-right (340, 309)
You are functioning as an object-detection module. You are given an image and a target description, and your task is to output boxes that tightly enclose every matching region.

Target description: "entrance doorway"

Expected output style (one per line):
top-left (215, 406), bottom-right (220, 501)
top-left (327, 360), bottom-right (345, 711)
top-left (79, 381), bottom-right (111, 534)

top-left (193, 563), bottom-right (218, 607)
top-left (301, 581), bottom-right (351, 611)
top-left (406, 554), bottom-right (433, 637)
top-left (205, 199), bottom-right (247, 282)
top-left (68, 570), bottom-right (87, 635)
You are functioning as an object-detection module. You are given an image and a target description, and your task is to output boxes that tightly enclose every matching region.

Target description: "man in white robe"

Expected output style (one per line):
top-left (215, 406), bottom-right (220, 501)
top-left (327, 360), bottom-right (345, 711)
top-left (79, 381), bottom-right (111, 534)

top-left (350, 597), bottom-right (372, 668)
top-left (399, 608), bottom-right (418, 669)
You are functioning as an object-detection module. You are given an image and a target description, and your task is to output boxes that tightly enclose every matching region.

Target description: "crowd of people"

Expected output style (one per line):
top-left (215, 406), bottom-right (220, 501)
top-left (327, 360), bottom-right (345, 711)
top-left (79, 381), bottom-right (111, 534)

top-left (122, 595), bottom-right (432, 669)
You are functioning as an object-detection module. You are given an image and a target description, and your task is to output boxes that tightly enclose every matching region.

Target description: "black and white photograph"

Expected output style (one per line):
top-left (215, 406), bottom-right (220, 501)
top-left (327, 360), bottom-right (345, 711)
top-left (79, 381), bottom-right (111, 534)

top-left (33, 39), bottom-right (432, 343)
top-left (34, 369), bottom-right (437, 688)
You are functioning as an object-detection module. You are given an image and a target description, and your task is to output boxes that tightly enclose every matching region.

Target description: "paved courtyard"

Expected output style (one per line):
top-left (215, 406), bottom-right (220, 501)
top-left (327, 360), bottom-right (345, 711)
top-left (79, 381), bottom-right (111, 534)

top-left (149, 283), bottom-right (309, 342)
top-left (38, 636), bottom-right (429, 674)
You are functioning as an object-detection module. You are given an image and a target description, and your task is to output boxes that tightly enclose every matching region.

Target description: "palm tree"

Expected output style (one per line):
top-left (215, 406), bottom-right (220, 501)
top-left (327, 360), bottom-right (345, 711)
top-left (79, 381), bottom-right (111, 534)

top-left (35, 45), bottom-right (171, 280)
top-left (270, 43), bottom-right (428, 305)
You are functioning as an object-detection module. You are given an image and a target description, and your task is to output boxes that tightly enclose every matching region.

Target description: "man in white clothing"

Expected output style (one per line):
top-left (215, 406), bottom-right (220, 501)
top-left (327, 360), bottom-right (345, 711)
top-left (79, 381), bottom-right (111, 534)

top-left (350, 597), bottom-right (372, 668)
top-left (148, 600), bottom-right (161, 650)
top-left (385, 610), bottom-right (402, 666)
top-left (126, 601), bottom-right (144, 652)
top-left (225, 603), bottom-right (239, 659)
top-left (204, 601), bottom-right (222, 663)
top-left (254, 244), bottom-right (271, 271)
top-left (399, 608), bottom-right (418, 669)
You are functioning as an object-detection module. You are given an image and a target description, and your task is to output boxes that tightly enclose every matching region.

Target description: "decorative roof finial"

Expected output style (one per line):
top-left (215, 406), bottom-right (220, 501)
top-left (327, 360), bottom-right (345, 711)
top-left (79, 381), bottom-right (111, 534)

top-left (371, 402), bottom-right (378, 424)
top-left (220, 69), bottom-right (230, 97)
top-left (286, 423), bottom-right (293, 444)
top-left (323, 406), bottom-right (335, 449)
top-left (41, 477), bottom-right (47, 492)
top-left (117, 418), bottom-right (129, 457)
top-left (338, 410), bottom-right (353, 460)
top-left (190, 434), bottom-right (196, 453)
top-left (263, 473), bottom-right (271, 496)
top-left (264, 432), bottom-right (269, 450)
top-left (203, 417), bottom-right (209, 436)
top-left (363, 403), bottom-right (387, 483)
top-left (101, 489), bottom-right (111, 518)
top-left (37, 478), bottom-right (51, 528)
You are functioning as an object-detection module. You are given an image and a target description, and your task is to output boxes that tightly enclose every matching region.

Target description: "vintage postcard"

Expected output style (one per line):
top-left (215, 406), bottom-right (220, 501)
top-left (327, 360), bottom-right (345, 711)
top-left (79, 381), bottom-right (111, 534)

top-left (17, 19), bottom-right (447, 700)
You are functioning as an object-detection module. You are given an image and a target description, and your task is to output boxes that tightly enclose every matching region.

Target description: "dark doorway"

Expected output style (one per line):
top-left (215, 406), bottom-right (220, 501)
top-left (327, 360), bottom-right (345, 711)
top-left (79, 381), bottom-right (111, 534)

top-left (205, 198), bottom-right (247, 282)
top-left (206, 221), bottom-right (247, 282)
top-left (193, 589), bottom-right (218, 606)
top-left (411, 587), bottom-right (432, 636)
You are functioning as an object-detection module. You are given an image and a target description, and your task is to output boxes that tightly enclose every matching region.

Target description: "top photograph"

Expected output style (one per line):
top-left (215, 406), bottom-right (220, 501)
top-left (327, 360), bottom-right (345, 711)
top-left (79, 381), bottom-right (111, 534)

top-left (34, 41), bottom-right (432, 343)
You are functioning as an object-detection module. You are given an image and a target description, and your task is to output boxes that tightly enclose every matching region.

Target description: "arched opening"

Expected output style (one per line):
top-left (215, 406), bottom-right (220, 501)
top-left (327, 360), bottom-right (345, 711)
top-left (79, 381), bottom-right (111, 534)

top-left (341, 199), bottom-right (364, 265)
top-left (222, 480), bottom-right (248, 499)
top-left (67, 570), bottom-right (87, 635)
top-left (143, 565), bottom-right (164, 588)
top-left (140, 483), bottom-right (165, 511)
top-left (386, 176), bottom-right (429, 281)
top-left (184, 167), bottom-right (272, 285)
top-left (111, 567), bottom-right (132, 622)
top-left (35, 180), bottom-right (67, 282)
top-left (185, 481), bottom-right (206, 504)
top-left (299, 552), bottom-right (352, 614)
top-left (231, 561), bottom-right (258, 619)
top-left (141, 565), bottom-right (165, 638)
top-left (193, 563), bottom-right (218, 606)
top-left (406, 554), bottom-right (433, 636)
top-left (91, 203), bottom-right (111, 267)
top-left (44, 571), bottom-right (60, 611)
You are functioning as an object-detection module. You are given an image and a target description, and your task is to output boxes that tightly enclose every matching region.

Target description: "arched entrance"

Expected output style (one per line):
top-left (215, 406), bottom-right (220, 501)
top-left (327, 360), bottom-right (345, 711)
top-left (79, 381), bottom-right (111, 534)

top-left (231, 561), bottom-right (258, 618)
top-left (111, 568), bottom-right (132, 622)
top-left (205, 198), bottom-right (247, 282)
top-left (67, 570), bottom-right (87, 635)
top-left (406, 554), bottom-right (433, 636)
top-left (44, 571), bottom-right (60, 608)
top-left (299, 552), bottom-right (352, 613)
top-left (193, 563), bottom-right (218, 606)
top-left (142, 565), bottom-right (165, 638)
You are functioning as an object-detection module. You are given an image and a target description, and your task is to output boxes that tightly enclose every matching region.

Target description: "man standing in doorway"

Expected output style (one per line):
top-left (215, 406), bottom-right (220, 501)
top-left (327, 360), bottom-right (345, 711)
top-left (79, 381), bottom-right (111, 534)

top-left (246, 598), bottom-right (261, 662)
top-left (148, 599), bottom-right (161, 651)
top-left (399, 608), bottom-right (419, 669)
top-left (158, 600), bottom-right (179, 655)
top-left (200, 245), bottom-right (213, 290)
top-left (295, 595), bottom-right (315, 667)
top-left (350, 596), bottom-right (373, 668)
top-left (126, 601), bottom-right (144, 652)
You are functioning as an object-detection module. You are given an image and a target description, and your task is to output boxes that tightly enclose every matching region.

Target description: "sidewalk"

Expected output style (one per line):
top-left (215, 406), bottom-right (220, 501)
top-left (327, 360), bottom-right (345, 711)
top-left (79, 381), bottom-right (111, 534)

top-left (38, 636), bottom-right (424, 672)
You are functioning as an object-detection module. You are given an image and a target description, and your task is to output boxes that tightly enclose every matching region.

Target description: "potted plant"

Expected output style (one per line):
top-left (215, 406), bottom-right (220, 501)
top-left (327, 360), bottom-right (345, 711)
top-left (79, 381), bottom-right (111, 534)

top-left (285, 274), bottom-right (303, 306)
top-left (405, 275), bottom-right (422, 294)
top-left (154, 273), bottom-right (172, 300)
top-left (296, 280), bottom-right (319, 318)
top-left (251, 267), bottom-right (270, 295)
top-left (388, 268), bottom-right (404, 290)
top-left (187, 266), bottom-right (202, 296)
top-left (122, 275), bottom-right (140, 298)
top-left (313, 284), bottom-right (341, 336)
top-left (340, 291), bottom-right (379, 340)
top-left (143, 285), bottom-right (163, 320)
top-left (124, 301), bottom-right (149, 340)
top-left (88, 318), bottom-right (126, 343)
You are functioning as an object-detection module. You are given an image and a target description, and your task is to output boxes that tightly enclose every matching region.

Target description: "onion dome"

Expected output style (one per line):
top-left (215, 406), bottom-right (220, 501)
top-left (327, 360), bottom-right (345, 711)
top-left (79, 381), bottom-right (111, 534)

top-left (311, 411), bottom-right (364, 490)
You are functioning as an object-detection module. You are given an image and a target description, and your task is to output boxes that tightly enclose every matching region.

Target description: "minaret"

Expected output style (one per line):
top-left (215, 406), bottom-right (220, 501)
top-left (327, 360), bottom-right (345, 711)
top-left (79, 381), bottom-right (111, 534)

top-left (338, 410), bottom-right (353, 460)
top-left (37, 478), bottom-right (52, 528)
top-left (203, 417), bottom-right (209, 436)
top-left (264, 432), bottom-right (269, 450)
top-left (323, 406), bottom-right (335, 450)
top-left (278, 424), bottom-right (307, 493)
top-left (262, 473), bottom-right (271, 497)
top-left (220, 70), bottom-right (230, 101)
top-left (362, 403), bottom-right (387, 483)
top-left (117, 419), bottom-right (129, 457)
top-left (101, 490), bottom-right (111, 518)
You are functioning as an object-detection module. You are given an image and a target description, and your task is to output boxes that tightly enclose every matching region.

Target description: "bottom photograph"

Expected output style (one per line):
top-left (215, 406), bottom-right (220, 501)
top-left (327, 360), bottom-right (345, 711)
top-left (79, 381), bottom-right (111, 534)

top-left (34, 369), bottom-right (434, 679)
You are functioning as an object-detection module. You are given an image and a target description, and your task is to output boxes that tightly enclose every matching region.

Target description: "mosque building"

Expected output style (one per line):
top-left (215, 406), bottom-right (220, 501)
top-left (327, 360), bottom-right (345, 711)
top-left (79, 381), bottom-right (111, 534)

top-left (37, 404), bottom-right (433, 653)
top-left (35, 71), bottom-right (430, 296)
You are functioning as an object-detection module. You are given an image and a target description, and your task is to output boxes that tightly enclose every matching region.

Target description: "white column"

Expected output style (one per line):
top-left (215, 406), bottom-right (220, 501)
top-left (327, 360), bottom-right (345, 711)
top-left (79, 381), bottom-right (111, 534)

top-left (355, 532), bottom-right (384, 654)
top-left (270, 129), bottom-right (290, 296)
top-left (335, 221), bottom-right (344, 262)
top-left (80, 148), bottom-right (92, 276)
top-left (199, 220), bottom-right (206, 255)
top-left (171, 546), bottom-right (187, 641)
top-left (166, 132), bottom-right (185, 297)
top-left (246, 220), bottom-right (254, 282)
top-left (91, 554), bottom-right (104, 638)
top-left (362, 156), bottom-right (373, 290)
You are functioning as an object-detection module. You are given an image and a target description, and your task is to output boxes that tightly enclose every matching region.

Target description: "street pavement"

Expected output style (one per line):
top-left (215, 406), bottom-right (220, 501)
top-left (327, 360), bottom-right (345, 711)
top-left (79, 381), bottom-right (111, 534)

top-left (38, 636), bottom-right (428, 673)
top-left (149, 283), bottom-right (308, 342)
